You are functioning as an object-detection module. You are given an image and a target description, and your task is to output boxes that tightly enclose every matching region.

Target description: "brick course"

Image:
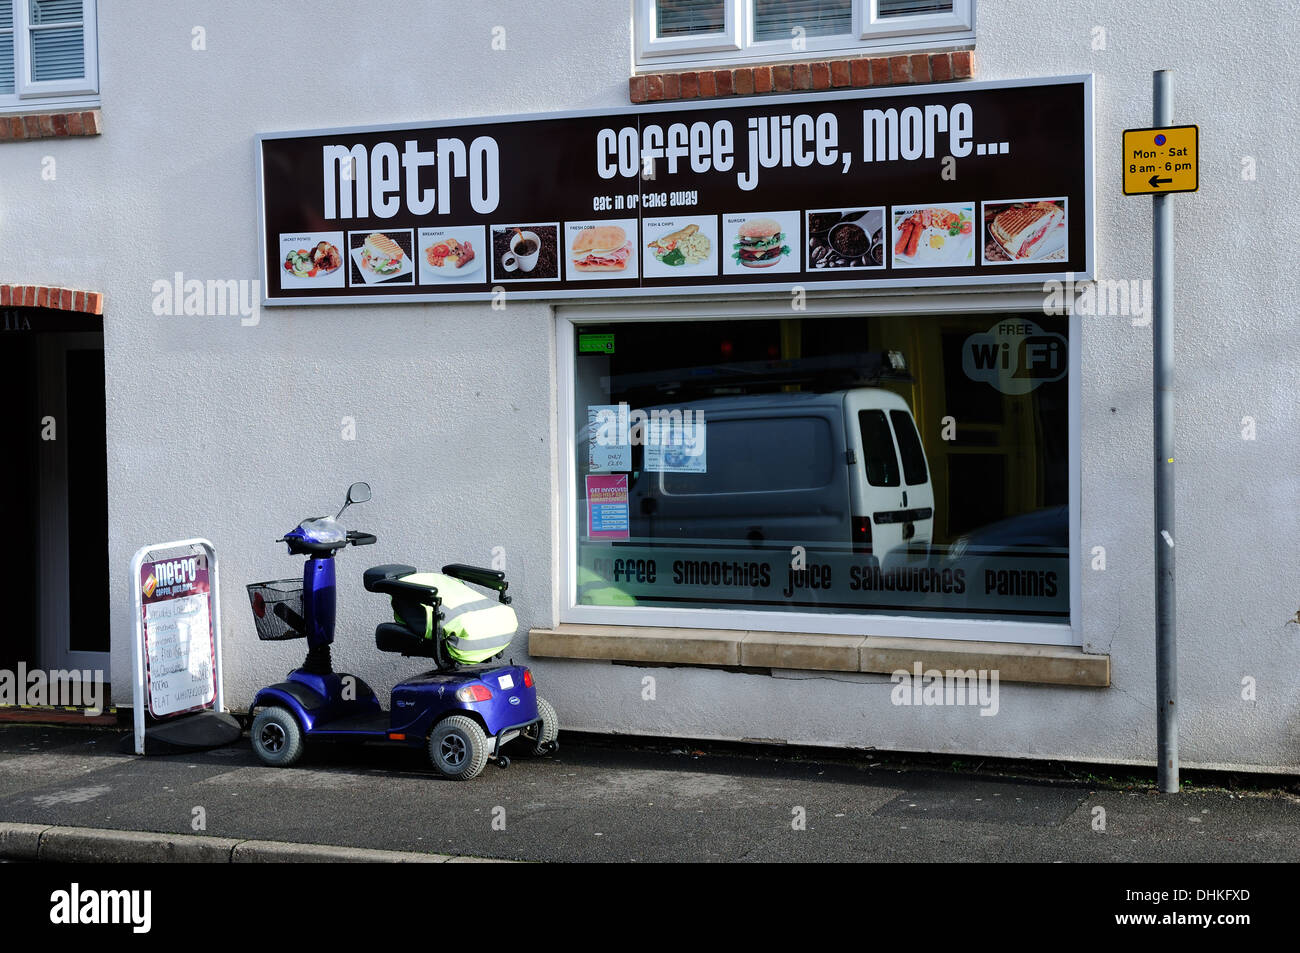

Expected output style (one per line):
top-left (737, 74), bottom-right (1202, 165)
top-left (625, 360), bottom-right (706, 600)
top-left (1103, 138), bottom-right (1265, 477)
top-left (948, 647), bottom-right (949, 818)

top-left (0, 285), bottom-right (103, 315)
top-left (629, 51), bottom-right (975, 103)
top-left (0, 108), bottom-right (102, 143)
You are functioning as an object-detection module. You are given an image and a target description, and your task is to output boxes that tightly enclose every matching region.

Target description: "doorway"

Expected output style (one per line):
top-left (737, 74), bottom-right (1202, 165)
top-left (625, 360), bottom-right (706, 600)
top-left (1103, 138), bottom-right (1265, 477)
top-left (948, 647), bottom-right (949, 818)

top-left (0, 306), bottom-right (109, 692)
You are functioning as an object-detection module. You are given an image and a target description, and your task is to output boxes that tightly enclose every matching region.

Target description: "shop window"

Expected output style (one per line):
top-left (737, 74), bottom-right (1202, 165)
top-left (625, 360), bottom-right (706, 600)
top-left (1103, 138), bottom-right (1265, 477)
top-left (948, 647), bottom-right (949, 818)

top-left (565, 311), bottom-right (1073, 638)
top-left (634, 0), bottom-right (975, 71)
top-left (0, 1), bottom-right (98, 109)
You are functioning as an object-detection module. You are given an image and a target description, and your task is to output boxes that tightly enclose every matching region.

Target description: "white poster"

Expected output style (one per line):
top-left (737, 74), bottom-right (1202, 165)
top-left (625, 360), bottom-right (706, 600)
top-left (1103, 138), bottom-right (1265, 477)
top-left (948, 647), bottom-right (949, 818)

top-left (644, 413), bottom-right (707, 473)
top-left (587, 404), bottom-right (631, 472)
top-left (144, 594), bottom-right (215, 717)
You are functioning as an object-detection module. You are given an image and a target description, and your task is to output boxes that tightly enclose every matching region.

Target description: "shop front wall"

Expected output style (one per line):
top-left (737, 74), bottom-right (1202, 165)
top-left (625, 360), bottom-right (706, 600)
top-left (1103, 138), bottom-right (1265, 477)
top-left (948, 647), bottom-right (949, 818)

top-left (0, 1), bottom-right (1293, 769)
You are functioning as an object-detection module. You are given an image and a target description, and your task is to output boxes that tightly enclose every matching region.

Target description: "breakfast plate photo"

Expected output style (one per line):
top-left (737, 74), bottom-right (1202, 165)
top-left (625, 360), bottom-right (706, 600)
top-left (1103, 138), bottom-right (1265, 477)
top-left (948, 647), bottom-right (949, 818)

top-left (418, 226), bottom-right (487, 284)
top-left (423, 240), bottom-right (484, 279)
top-left (891, 203), bottom-right (976, 269)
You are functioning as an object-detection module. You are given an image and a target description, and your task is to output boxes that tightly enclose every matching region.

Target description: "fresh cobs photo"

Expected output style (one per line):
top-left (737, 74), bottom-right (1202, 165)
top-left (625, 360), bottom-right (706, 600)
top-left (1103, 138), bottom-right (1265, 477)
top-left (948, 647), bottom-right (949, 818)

top-left (571, 225), bottom-right (633, 273)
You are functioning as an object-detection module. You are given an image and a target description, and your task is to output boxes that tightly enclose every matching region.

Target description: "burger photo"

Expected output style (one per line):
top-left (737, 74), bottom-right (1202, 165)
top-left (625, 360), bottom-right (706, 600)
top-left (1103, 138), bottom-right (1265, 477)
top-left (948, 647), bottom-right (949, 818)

top-left (732, 217), bottom-right (789, 268)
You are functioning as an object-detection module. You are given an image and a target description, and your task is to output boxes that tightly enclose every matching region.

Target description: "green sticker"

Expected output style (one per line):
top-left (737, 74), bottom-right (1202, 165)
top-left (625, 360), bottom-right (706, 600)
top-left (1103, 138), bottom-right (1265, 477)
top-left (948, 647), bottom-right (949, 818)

top-left (579, 333), bottom-right (615, 354)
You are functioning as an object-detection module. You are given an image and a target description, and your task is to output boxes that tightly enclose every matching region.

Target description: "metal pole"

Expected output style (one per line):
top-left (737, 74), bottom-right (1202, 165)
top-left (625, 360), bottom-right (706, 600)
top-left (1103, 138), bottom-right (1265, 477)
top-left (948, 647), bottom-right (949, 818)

top-left (1153, 70), bottom-right (1178, 793)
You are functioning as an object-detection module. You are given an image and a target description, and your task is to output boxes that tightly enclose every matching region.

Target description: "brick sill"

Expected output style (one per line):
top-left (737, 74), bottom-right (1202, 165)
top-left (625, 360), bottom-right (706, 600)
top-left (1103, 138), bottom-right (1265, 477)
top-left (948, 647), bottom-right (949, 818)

top-left (0, 108), bottom-right (102, 141)
top-left (631, 50), bottom-right (974, 103)
top-left (529, 624), bottom-right (1109, 687)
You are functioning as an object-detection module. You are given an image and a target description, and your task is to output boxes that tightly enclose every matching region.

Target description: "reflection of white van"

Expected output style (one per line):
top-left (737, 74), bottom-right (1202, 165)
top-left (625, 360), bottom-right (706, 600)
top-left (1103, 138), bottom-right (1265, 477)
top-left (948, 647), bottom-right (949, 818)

top-left (626, 388), bottom-right (933, 564)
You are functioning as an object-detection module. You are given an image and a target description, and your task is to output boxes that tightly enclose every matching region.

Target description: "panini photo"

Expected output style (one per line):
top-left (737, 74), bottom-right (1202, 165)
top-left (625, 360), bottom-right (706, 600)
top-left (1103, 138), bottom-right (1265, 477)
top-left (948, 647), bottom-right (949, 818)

top-left (981, 198), bottom-right (1068, 264)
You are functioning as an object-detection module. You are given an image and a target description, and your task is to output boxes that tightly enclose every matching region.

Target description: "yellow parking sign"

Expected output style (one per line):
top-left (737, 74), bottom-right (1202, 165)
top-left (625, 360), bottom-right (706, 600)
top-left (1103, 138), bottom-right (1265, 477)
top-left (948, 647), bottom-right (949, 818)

top-left (1123, 125), bottom-right (1198, 195)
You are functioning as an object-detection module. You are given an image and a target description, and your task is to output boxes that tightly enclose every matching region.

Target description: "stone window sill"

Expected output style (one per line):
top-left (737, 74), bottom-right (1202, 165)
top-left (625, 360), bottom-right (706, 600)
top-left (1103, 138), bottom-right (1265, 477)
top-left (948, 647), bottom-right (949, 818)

top-left (528, 624), bottom-right (1109, 687)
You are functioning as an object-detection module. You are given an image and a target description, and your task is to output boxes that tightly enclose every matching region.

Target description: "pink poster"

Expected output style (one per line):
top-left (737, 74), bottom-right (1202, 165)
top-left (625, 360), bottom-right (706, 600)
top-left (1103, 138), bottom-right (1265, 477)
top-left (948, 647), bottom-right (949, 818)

top-left (586, 474), bottom-right (629, 540)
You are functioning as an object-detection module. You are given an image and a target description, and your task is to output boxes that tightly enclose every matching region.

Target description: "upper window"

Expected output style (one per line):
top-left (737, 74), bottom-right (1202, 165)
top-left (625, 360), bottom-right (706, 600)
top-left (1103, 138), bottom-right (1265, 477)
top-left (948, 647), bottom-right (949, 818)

top-left (634, 0), bottom-right (975, 72)
top-left (0, 0), bottom-right (98, 110)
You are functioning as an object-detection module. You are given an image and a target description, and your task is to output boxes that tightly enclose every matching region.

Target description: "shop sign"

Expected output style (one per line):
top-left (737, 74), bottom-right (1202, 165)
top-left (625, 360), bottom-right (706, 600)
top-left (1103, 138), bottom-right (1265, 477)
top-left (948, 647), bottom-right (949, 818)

top-left (259, 75), bottom-right (1093, 305)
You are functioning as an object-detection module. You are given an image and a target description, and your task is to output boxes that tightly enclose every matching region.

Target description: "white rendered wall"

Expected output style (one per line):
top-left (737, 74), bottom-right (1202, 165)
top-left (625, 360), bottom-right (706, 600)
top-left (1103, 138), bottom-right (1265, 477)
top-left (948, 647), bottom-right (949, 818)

top-left (0, 1), bottom-right (1294, 770)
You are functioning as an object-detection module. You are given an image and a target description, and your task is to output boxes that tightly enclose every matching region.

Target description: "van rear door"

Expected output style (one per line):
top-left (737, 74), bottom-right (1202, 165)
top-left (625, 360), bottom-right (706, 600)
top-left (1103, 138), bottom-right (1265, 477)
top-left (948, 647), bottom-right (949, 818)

top-left (845, 391), bottom-right (934, 565)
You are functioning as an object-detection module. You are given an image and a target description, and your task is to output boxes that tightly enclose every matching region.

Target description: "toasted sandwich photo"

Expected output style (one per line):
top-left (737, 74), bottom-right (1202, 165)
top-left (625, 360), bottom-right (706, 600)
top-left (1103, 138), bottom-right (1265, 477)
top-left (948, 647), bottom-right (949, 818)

top-left (989, 202), bottom-right (1064, 260)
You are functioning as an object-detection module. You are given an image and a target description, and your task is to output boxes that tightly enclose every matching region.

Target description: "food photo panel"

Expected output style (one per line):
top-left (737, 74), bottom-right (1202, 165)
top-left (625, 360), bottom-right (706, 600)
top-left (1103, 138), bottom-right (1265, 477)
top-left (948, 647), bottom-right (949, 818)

top-left (805, 208), bottom-right (885, 271)
top-left (490, 224), bottom-right (561, 282)
top-left (347, 229), bottom-right (415, 286)
top-left (418, 226), bottom-right (487, 285)
top-left (641, 215), bottom-right (719, 279)
top-left (279, 232), bottom-right (347, 290)
top-left (720, 211), bottom-right (801, 276)
top-left (981, 198), bottom-right (1068, 265)
top-left (563, 219), bottom-right (639, 281)
top-left (890, 203), bottom-right (976, 269)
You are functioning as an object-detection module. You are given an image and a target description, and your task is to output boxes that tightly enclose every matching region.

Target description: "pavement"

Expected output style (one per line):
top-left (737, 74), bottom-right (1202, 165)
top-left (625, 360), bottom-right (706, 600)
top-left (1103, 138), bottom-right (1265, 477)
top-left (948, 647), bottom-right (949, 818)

top-left (0, 723), bottom-right (1297, 862)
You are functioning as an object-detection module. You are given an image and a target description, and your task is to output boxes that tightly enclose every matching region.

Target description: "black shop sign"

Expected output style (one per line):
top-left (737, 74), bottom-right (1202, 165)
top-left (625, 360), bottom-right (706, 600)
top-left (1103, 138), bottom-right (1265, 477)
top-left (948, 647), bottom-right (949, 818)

top-left (257, 74), bottom-right (1092, 305)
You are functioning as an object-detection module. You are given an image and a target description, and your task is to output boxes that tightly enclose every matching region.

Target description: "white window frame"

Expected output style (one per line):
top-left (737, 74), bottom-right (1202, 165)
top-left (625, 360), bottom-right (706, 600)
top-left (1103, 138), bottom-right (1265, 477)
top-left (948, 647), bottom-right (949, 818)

top-left (1, 0), bottom-right (99, 108)
top-left (557, 291), bottom-right (1080, 648)
top-left (634, 0), bottom-right (975, 72)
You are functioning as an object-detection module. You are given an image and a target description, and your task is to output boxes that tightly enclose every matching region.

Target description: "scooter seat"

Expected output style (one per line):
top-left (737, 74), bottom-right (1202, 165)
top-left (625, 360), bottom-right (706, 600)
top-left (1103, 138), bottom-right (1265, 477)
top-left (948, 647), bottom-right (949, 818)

top-left (375, 622), bottom-right (439, 659)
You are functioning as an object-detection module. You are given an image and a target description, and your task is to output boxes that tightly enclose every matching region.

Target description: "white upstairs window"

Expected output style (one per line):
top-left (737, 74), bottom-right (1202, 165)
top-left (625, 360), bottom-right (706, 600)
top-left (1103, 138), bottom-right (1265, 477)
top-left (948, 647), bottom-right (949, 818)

top-left (0, 0), bottom-right (99, 110)
top-left (635, 0), bottom-right (975, 71)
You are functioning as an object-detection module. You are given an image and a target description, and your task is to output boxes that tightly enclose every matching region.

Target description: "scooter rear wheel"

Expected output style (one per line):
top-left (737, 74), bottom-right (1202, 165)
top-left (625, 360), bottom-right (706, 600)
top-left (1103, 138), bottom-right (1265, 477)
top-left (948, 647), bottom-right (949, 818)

top-left (428, 715), bottom-right (489, 781)
top-left (523, 697), bottom-right (559, 756)
top-left (251, 706), bottom-right (304, 767)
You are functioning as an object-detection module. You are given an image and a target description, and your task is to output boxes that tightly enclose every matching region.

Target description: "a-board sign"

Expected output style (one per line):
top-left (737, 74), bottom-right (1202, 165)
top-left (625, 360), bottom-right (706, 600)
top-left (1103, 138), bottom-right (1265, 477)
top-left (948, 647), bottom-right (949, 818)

top-left (130, 540), bottom-right (226, 754)
top-left (258, 75), bottom-right (1094, 305)
top-left (139, 553), bottom-right (216, 715)
top-left (1122, 125), bottom-right (1198, 195)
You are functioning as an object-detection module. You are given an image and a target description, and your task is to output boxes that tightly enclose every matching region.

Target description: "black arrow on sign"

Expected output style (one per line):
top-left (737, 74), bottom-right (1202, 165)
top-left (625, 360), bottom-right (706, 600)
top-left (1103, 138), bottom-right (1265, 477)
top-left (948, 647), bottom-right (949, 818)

top-left (1149, 174), bottom-right (1173, 187)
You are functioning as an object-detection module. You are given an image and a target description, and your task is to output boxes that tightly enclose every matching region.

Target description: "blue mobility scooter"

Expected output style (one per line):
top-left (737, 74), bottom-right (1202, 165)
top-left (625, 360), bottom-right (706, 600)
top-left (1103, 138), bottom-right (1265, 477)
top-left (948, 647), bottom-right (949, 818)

top-left (246, 483), bottom-right (558, 781)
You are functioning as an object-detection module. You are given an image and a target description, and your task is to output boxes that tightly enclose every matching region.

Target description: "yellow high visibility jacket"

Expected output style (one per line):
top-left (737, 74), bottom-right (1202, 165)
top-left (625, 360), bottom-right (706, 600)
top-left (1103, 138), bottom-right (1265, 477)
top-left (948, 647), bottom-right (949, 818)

top-left (394, 572), bottom-right (518, 664)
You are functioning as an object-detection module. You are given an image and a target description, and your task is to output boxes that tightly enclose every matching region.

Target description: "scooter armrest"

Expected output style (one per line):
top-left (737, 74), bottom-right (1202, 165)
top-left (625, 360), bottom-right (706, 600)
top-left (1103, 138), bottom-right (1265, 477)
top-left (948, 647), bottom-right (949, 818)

top-left (441, 564), bottom-right (507, 592)
top-left (370, 578), bottom-right (440, 605)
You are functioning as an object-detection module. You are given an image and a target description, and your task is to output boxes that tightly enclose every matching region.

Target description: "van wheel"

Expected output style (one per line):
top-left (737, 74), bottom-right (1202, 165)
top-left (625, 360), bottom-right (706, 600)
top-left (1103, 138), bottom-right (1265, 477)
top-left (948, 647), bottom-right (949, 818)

top-left (429, 715), bottom-right (489, 781)
top-left (251, 707), bottom-right (303, 767)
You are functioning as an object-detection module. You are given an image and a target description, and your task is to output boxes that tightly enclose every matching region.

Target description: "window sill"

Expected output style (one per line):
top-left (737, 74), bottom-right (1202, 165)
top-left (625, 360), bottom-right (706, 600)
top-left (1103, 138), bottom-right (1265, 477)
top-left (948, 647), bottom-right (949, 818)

top-left (0, 108), bottom-right (102, 142)
top-left (630, 50), bottom-right (974, 104)
top-left (528, 624), bottom-right (1108, 687)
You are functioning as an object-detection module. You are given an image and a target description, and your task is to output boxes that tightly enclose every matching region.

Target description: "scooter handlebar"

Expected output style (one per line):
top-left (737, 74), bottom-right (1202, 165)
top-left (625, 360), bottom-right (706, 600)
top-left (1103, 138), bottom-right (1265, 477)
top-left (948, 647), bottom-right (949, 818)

top-left (347, 531), bottom-right (377, 546)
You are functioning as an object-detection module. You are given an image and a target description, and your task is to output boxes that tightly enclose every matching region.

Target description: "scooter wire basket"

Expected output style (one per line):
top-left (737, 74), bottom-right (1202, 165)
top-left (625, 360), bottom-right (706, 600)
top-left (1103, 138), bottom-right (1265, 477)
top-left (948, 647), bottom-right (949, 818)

top-left (247, 579), bottom-right (307, 641)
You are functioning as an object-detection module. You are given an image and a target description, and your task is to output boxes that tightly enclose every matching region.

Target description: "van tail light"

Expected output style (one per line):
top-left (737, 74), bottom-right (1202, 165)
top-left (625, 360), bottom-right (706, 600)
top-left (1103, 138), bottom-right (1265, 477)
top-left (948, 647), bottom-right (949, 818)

top-left (853, 516), bottom-right (873, 555)
top-left (523, 669), bottom-right (534, 688)
top-left (456, 684), bottom-right (493, 703)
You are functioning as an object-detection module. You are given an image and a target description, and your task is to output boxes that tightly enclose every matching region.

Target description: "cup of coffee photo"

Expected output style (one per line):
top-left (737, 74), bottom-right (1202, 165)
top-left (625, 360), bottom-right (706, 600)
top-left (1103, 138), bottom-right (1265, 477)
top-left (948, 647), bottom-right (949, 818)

top-left (502, 231), bottom-right (541, 273)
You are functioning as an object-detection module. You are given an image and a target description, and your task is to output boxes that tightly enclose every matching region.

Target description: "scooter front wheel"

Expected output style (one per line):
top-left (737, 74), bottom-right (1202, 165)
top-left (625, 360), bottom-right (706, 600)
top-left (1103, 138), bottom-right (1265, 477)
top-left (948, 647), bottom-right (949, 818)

top-left (428, 715), bottom-right (489, 781)
top-left (251, 706), bottom-right (304, 767)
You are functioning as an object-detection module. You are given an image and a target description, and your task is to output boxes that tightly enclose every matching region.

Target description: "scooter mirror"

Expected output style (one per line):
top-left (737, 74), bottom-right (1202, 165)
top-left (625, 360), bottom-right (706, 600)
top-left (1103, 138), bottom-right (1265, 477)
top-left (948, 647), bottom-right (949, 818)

top-left (336, 481), bottom-right (372, 519)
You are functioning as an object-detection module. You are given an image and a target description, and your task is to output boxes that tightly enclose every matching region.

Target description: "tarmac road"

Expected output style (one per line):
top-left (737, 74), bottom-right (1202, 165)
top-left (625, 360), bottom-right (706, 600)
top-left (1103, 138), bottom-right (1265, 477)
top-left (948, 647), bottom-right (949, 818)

top-left (0, 724), bottom-right (1296, 862)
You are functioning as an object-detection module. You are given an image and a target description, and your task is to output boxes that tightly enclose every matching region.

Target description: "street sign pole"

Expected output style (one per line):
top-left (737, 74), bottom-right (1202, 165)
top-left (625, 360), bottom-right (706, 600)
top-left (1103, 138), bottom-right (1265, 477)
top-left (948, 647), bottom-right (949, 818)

top-left (1153, 70), bottom-right (1178, 793)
